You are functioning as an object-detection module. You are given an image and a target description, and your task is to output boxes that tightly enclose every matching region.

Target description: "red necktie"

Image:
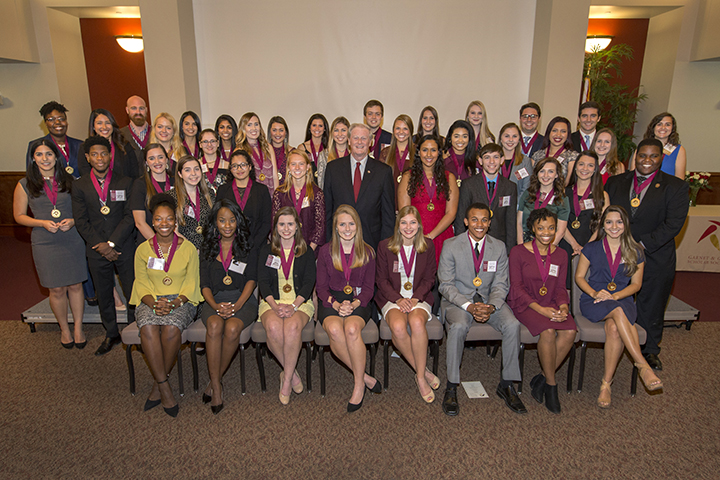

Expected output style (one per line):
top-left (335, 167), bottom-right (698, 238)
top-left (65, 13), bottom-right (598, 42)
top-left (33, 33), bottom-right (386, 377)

top-left (353, 161), bottom-right (362, 201)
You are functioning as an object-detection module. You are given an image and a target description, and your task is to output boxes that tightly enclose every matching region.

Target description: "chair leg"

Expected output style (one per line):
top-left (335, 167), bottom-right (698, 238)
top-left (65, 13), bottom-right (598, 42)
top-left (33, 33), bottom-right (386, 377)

top-left (577, 342), bottom-right (588, 392)
top-left (312, 344), bottom-right (318, 361)
top-left (190, 341), bottom-right (199, 393)
top-left (305, 341), bottom-right (312, 393)
top-left (383, 340), bottom-right (390, 391)
top-left (491, 344), bottom-right (499, 359)
top-left (630, 365), bottom-right (638, 397)
top-left (566, 344), bottom-right (576, 394)
top-left (177, 349), bottom-right (184, 397)
top-left (369, 343), bottom-right (377, 378)
top-left (126, 344), bottom-right (136, 395)
top-left (239, 344), bottom-right (246, 395)
top-left (432, 340), bottom-right (440, 375)
top-left (319, 346), bottom-right (326, 397)
top-left (256, 343), bottom-right (267, 393)
top-left (486, 342), bottom-right (491, 357)
top-left (518, 344), bottom-right (525, 394)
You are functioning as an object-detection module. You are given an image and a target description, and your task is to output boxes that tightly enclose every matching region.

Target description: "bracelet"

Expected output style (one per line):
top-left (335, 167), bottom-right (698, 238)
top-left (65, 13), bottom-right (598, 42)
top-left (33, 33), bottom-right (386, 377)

top-left (293, 304), bottom-right (299, 312)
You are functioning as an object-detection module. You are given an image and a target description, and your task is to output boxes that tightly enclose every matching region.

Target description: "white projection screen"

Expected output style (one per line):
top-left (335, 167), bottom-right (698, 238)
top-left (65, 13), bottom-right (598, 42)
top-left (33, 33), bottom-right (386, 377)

top-left (193, 0), bottom-right (536, 146)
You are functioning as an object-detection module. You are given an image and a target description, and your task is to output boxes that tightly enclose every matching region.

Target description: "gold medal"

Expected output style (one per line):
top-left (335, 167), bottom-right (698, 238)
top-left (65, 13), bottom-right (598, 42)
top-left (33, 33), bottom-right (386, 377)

top-left (258, 173), bottom-right (266, 181)
top-left (51, 208), bottom-right (61, 218)
top-left (223, 275), bottom-right (232, 285)
top-left (343, 285), bottom-right (353, 295)
top-left (473, 277), bottom-right (482, 287)
top-left (630, 197), bottom-right (640, 208)
top-left (314, 171), bottom-right (318, 178)
top-left (283, 283), bottom-right (292, 293)
top-left (607, 282), bottom-right (617, 291)
top-left (403, 281), bottom-right (412, 291)
top-left (539, 286), bottom-right (548, 296)
top-left (572, 220), bottom-right (581, 229)
top-left (162, 276), bottom-right (173, 286)
top-left (100, 205), bottom-right (110, 215)
top-left (397, 175), bottom-right (402, 184)
top-left (456, 179), bottom-right (462, 188)
top-left (196, 225), bottom-right (203, 234)
top-left (489, 210), bottom-right (493, 218)
top-left (65, 166), bottom-right (74, 175)
top-left (427, 202), bottom-right (435, 211)
top-left (278, 172), bottom-right (282, 181)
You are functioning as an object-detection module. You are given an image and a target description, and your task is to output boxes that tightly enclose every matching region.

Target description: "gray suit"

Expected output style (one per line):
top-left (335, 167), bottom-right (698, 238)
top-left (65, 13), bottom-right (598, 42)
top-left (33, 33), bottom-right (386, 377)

top-left (438, 233), bottom-right (521, 384)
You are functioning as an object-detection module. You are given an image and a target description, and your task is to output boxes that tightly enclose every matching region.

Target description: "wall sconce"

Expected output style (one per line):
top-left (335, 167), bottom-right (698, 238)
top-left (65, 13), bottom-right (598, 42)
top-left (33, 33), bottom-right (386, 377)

top-left (585, 35), bottom-right (613, 53)
top-left (115, 35), bottom-right (144, 53)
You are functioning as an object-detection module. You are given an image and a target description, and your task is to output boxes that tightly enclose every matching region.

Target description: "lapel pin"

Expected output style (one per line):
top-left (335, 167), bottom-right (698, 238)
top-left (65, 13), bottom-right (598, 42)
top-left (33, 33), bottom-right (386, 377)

top-left (655, 183), bottom-right (660, 188)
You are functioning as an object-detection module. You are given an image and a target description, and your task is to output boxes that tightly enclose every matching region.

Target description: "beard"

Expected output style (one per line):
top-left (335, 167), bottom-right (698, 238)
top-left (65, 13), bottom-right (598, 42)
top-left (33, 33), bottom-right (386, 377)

top-left (131, 114), bottom-right (146, 127)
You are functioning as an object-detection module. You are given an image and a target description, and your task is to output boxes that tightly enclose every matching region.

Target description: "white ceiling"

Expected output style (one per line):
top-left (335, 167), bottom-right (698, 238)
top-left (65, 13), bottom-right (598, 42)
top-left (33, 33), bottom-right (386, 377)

top-left (51, 6), bottom-right (140, 18)
top-left (589, 5), bottom-right (681, 18)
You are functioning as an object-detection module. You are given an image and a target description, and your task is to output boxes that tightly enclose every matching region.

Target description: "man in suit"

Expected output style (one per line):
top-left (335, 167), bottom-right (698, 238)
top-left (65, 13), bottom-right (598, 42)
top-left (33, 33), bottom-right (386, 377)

top-left (26, 101), bottom-right (83, 179)
top-left (120, 95), bottom-right (150, 155)
top-left (439, 203), bottom-right (525, 416)
top-left (72, 136), bottom-right (136, 356)
top-left (454, 143), bottom-right (517, 252)
top-left (571, 101), bottom-right (601, 153)
top-left (519, 102), bottom-right (544, 158)
top-left (364, 100), bottom-right (392, 159)
top-left (605, 138), bottom-right (689, 370)
top-left (323, 123), bottom-right (395, 250)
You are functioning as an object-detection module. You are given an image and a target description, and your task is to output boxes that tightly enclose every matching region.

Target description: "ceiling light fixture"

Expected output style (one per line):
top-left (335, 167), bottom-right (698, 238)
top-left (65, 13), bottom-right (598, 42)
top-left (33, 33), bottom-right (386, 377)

top-left (115, 35), bottom-right (144, 53)
top-left (585, 35), bottom-right (613, 53)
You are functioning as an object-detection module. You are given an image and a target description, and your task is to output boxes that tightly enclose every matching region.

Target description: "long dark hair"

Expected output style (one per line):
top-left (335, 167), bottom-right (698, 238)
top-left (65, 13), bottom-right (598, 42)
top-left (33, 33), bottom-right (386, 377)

top-left (179, 111), bottom-right (201, 142)
top-left (526, 157), bottom-right (566, 204)
top-left (270, 206), bottom-right (308, 257)
top-left (201, 199), bottom-right (252, 262)
top-left (408, 135), bottom-right (450, 201)
top-left (539, 116), bottom-right (574, 152)
top-left (25, 139), bottom-right (74, 197)
top-left (214, 114), bottom-right (238, 151)
top-left (303, 113), bottom-right (329, 148)
top-left (567, 151), bottom-right (605, 233)
top-left (229, 149), bottom-right (256, 182)
top-left (88, 109), bottom-right (126, 154)
top-left (595, 205), bottom-right (644, 276)
top-left (644, 112), bottom-right (680, 146)
top-left (444, 120), bottom-right (479, 176)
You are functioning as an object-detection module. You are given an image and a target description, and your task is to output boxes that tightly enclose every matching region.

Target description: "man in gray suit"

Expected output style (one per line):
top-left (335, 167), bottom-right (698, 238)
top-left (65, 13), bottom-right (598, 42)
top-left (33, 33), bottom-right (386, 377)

top-left (438, 203), bottom-right (526, 416)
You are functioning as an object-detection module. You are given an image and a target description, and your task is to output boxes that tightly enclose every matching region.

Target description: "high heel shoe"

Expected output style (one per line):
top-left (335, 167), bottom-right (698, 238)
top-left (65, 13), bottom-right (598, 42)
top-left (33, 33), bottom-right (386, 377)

top-left (347, 392), bottom-right (364, 413)
top-left (211, 383), bottom-right (224, 415)
top-left (597, 379), bottom-right (612, 409)
top-left (414, 375), bottom-right (435, 404)
top-left (366, 377), bottom-right (382, 394)
top-left (202, 382), bottom-right (212, 404)
top-left (279, 372), bottom-right (290, 405)
top-left (530, 373), bottom-right (546, 404)
top-left (635, 363), bottom-right (663, 391)
top-left (74, 340), bottom-right (87, 350)
top-left (144, 398), bottom-right (161, 411)
top-left (61, 340), bottom-right (74, 349)
top-left (544, 384), bottom-right (561, 414)
top-left (425, 368), bottom-right (440, 390)
top-left (291, 369), bottom-right (304, 394)
top-left (157, 378), bottom-right (178, 417)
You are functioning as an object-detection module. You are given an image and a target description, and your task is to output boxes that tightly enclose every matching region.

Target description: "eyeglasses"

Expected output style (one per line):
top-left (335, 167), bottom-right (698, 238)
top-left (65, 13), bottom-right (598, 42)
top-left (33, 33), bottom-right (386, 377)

top-left (200, 140), bottom-right (218, 145)
top-left (230, 163), bottom-right (250, 171)
top-left (521, 114), bottom-right (539, 120)
top-left (46, 116), bottom-right (67, 123)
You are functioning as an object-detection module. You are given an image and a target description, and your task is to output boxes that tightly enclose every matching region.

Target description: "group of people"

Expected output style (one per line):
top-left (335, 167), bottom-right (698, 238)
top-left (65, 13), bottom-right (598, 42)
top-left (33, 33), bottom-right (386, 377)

top-left (14, 95), bottom-right (690, 417)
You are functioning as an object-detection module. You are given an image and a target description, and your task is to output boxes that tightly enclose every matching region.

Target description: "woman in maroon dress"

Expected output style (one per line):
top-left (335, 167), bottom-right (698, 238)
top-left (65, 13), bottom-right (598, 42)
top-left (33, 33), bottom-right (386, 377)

top-left (398, 135), bottom-right (458, 265)
top-left (508, 208), bottom-right (576, 414)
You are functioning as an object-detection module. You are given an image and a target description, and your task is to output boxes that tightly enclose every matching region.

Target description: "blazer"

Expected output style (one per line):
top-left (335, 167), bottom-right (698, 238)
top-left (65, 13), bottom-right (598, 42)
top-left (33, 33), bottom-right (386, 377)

top-left (26, 134), bottom-right (83, 179)
top-left (71, 171), bottom-right (136, 259)
top-left (524, 133), bottom-right (544, 158)
top-left (323, 155), bottom-right (395, 250)
top-left (375, 238), bottom-right (436, 307)
top-left (257, 243), bottom-right (316, 301)
top-left (120, 125), bottom-right (146, 155)
top-left (438, 233), bottom-right (509, 312)
top-left (571, 130), bottom-right (598, 153)
top-left (77, 141), bottom-right (140, 180)
top-left (454, 173), bottom-right (517, 253)
top-left (216, 180), bottom-right (272, 251)
top-left (605, 170), bottom-right (689, 259)
top-left (371, 129), bottom-right (393, 159)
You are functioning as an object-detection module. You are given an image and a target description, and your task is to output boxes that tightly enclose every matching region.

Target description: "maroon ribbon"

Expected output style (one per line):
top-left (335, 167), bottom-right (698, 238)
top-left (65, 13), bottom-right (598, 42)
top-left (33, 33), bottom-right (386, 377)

top-left (128, 124), bottom-right (149, 149)
top-left (153, 233), bottom-right (179, 273)
top-left (50, 135), bottom-right (70, 168)
top-left (534, 191), bottom-right (555, 210)
top-left (603, 237), bottom-right (622, 283)
top-left (290, 183), bottom-right (306, 213)
top-left (449, 149), bottom-right (464, 178)
top-left (250, 144), bottom-right (264, 169)
top-left (521, 132), bottom-right (538, 156)
top-left (546, 145), bottom-right (565, 159)
top-left (372, 128), bottom-right (382, 158)
top-left (572, 183), bottom-right (592, 219)
top-left (580, 134), bottom-right (591, 152)
top-left (183, 139), bottom-right (200, 159)
top-left (599, 158), bottom-right (607, 175)
top-left (531, 239), bottom-right (551, 286)
top-left (334, 145), bottom-right (347, 159)
top-left (91, 170), bottom-right (112, 205)
top-left (633, 170), bottom-right (658, 197)
top-left (309, 141), bottom-right (324, 165)
top-left (501, 158), bottom-right (513, 178)
top-left (43, 177), bottom-right (58, 207)
top-left (341, 245), bottom-right (355, 286)
top-left (422, 173), bottom-right (436, 202)
top-left (232, 179), bottom-right (252, 210)
top-left (187, 188), bottom-right (201, 221)
top-left (151, 173), bottom-right (172, 193)
top-left (280, 240), bottom-right (295, 282)
top-left (468, 233), bottom-right (486, 276)
top-left (219, 146), bottom-right (230, 162)
top-left (201, 155), bottom-right (221, 184)
top-left (399, 245), bottom-right (416, 279)
top-left (396, 145), bottom-right (409, 173)
top-left (218, 236), bottom-right (234, 273)
top-left (482, 172), bottom-right (497, 205)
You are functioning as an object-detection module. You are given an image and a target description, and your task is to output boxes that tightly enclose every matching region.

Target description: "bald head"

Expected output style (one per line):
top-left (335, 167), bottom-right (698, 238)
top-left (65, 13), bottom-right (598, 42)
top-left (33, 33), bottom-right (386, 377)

top-left (126, 95), bottom-right (147, 127)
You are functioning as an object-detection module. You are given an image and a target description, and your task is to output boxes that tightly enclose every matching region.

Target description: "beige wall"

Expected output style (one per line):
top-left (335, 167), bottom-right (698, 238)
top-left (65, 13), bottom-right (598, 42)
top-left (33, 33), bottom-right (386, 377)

top-left (691, 0), bottom-right (720, 60)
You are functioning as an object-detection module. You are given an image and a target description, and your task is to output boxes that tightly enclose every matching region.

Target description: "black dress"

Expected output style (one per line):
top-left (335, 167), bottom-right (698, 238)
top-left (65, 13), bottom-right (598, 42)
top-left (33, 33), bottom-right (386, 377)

top-left (559, 184), bottom-right (596, 287)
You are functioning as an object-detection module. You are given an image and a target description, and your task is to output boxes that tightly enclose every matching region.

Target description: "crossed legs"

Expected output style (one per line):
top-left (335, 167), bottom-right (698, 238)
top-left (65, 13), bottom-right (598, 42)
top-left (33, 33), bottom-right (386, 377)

top-left (140, 325), bottom-right (182, 409)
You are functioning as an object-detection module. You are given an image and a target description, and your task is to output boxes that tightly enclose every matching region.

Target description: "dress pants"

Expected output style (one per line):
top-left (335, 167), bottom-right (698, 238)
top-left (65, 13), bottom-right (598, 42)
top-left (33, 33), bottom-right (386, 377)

top-left (637, 253), bottom-right (675, 355)
top-left (442, 301), bottom-right (521, 384)
top-left (87, 252), bottom-right (135, 339)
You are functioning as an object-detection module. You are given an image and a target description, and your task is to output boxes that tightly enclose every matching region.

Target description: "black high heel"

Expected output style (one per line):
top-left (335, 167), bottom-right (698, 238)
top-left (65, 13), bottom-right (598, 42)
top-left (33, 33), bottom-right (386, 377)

top-left (75, 340), bottom-right (87, 350)
top-left (157, 378), bottom-right (179, 417)
top-left (61, 341), bottom-right (74, 349)
top-left (530, 373), bottom-right (546, 404)
top-left (211, 383), bottom-right (224, 415)
top-left (367, 377), bottom-right (382, 394)
top-left (347, 392), bottom-right (364, 413)
top-left (544, 384), bottom-right (561, 414)
top-left (202, 382), bottom-right (212, 404)
top-left (143, 398), bottom-right (161, 411)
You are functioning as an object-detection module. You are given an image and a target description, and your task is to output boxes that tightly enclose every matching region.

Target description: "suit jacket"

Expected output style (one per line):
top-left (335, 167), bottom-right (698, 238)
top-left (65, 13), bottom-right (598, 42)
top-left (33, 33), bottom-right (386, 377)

top-left (454, 174), bottom-right (517, 253)
top-left (216, 180), bottom-right (272, 251)
top-left (78, 141), bottom-right (140, 180)
top-left (375, 238), bottom-right (436, 307)
top-left (120, 125), bottom-right (145, 154)
top-left (257, 243), bottom-right (316, 301)
top-left (323, 155), bottom-right (395, 250)
top-left (72, 172), bottom-right (136, 259)
top-left (438, 233), bottom-right (509, 312)
top-left (571, 130), bottom-right (594, 153)
top-left (605, 170), bottom-right (689, 260)
top-left (524, 133), bottom-right (544, 158)
top-left (371, 129), bottom-right (392, 159)
top-left (26, 134), bottom-right (83, 179)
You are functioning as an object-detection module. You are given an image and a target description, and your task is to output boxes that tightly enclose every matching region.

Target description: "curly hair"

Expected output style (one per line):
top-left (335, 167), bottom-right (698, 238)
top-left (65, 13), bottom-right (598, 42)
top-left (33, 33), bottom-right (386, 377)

top-left (526, 157), bottom-right (566, 205)
top-left (201, 199), bottom-right (252, 263)
top-left (526, 207), bottom-right (558, 234)
top-left (408, 136), bottom-right (449, 201)
top-left (644, 112), bottom-right (680, 146)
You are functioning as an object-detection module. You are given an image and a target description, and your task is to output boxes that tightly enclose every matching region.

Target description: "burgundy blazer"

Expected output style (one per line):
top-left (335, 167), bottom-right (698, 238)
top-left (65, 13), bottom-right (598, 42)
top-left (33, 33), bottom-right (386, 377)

top-left (375, 238), bottom-right (436, 308)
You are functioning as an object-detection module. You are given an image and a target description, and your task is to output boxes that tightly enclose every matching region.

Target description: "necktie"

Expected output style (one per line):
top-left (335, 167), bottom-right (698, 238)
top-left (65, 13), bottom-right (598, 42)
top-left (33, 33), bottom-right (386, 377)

top-left (631, 176), bottom-right (647, 216)
top-left (584, 135), bottom-right (590, 147)
top-left (523, 136), bottom-right (530, 146)
top-left (488, 181), bottom-right (495, 199)
top-left (353, 161), bottom-right (362, 201)
top-left (637, 175), bottom-right (648, 184)
top-left (475, 242), bottom-right (480, 259)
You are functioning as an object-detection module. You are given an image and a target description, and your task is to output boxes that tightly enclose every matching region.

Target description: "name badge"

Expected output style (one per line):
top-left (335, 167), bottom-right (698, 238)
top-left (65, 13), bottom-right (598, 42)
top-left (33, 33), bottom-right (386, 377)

top-left (515, 167), bottom-right (529, 179)
top-left (355, 287), bottom-right (362, 296)
top-left (147, 257), bottom-right (165, 270)
top-left (201, 163), bottom-right (208, 173)
top-left (501, 196), bottom-right (511, 207)
top-left (110, 190), bottom-right (125, 201)
top-left (583, 199), bottom-right (595, 210)
top-left (301, 197), bottom-right (310, 209)
top-left (392, 261), bottom-right (400, 273)
top-left (483, 260), bottom-right (497, 272)
top-left (265, 255), bottom-right (281, 269)
top-left (549, 264), bottom-right (559, 277)
top-left (186, 205), bottom-right (196, 219)
top-left (600, 165), bottom-right (607, 175)
top-left (663, 144), bottom-right (677, 154)
top-left (229, 260), bottom-right (246, 274)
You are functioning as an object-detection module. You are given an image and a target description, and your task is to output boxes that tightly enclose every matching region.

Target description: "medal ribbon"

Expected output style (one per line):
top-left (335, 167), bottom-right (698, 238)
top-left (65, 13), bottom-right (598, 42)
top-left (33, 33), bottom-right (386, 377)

top-left (449, 149), bottom-right (464, 179)
top-left (290, 184), bottom-right (306, 213)
top-left (91, 169), bottom-right (112, 205)
top-left (109, 141), bottom-right (116, 171)
top-left (129, 124), bottom-right (148, 149)
top-left (521, 132), bottom-right (538, 156)
top-left (399, 245), bottom-right (416, 280)
top-left (372, 128), bottom-right (382, 158)
top-left (153, 233), bottom-right (178, 273)
top-left (187, 188), bottom-right (201, 221)
top-left (572, 184), bottom-right (592, 219)
top-left (220, 146), bottom-right (230, 162)
top-left (534, 191), bottom-right (555, 210)
top-left (501, 158), bottom-right (513, 178)
top-left (396, 145), bottom-right (409, 173)
top-left (232, 179), bottom-right (253, 210)
top-left (633, 170), bottom-right (658, 197)
top-left (250, 144), bottom-right (265, 170)
top-left (468, 234), bottom-right (486, 276)
top-left (422, 173), bottom-right (436, 203)
top-left (50, 135), bottom-right (70, 168)
top-left (341, 245), bottom-right (355, 287)
top-left (201, 155), bottom-right (221, 184)
top-left (218, 237), bottom-right (234, 274)
top-left (531, 239), bottom-right (551, 286)
top-left (309, 141), bottom-right (324, 166)
top-left (274, 146), bottom-right (286, 172)
top-left (182, 139), bottom-right (199, 158)
top-left (43, 177), bottom-right (58, 207)
top-left (546, 145), bottom-right (565, 158)
top-left (599, 158), bottom-right (607, 175)
top-left (482, 172), bottom-right (498, 206)
top-left (280, 240), bottom-right (295, 282)
top-left (151, 173), bottom-right (171, 193)
top-left (603, 237), bottom-right (622, 283)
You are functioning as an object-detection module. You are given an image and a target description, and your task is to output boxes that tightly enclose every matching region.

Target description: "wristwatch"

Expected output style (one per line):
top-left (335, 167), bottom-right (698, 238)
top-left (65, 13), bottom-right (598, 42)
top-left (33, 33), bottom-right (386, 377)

top-left (107, 241), bottom-right (115, 249)
top-left (489, 304), bottom-right (497, 314)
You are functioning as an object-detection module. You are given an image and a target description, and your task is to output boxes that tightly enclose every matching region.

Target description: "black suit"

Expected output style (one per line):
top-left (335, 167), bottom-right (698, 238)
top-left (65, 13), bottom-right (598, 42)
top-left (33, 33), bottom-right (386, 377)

top-left (523, 133), bottom-right (544, 158)
top-left (453, 174), bottom-right (517, 253)
top-left (605, 170), bottom-right (689, 354)
top-left (216, 181), bottom-right (272, 251)
top-left (78, 141), bottom-right (140, 179)
top-left (371, 129), bottom-right (392, 159)
top-left (323, 155), bottom-right (395, 250)
top-left (72, 172), bottom-right (136, 338)
top-left (571, 131), bottom-right (594, 153)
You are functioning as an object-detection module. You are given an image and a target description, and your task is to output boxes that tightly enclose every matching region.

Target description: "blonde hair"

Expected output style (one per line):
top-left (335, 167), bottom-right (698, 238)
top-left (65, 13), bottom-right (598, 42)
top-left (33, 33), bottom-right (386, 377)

top-left (275, 149), bottom-right (316, 200)
top-left (465, 100), bottom-right (496, 146)
top-left (384, 115), bottom-right (415, 172)
top-left (235, 112), bottom-right (272, 168)
top-left (149, 112), bottom-right (185, 160)
top-left (387, 205), bottom-right (428, 255)
top-left (330, 205), bottom-right (374, 270)
top-left (174, 155), bottom-right (213, 226)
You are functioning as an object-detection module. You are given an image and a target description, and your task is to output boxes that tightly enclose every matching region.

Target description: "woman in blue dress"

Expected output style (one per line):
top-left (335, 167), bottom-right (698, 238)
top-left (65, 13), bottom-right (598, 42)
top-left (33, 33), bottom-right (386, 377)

top-left (629, 112), bottom-right (686, 179)
top-left (575, 205), bottom-right (663, 408)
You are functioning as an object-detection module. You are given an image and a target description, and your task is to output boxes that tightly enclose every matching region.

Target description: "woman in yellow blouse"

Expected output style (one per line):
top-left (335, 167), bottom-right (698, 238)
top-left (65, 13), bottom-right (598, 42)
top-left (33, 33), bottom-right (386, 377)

top-left (129, 193), bottom-right (202, 417)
